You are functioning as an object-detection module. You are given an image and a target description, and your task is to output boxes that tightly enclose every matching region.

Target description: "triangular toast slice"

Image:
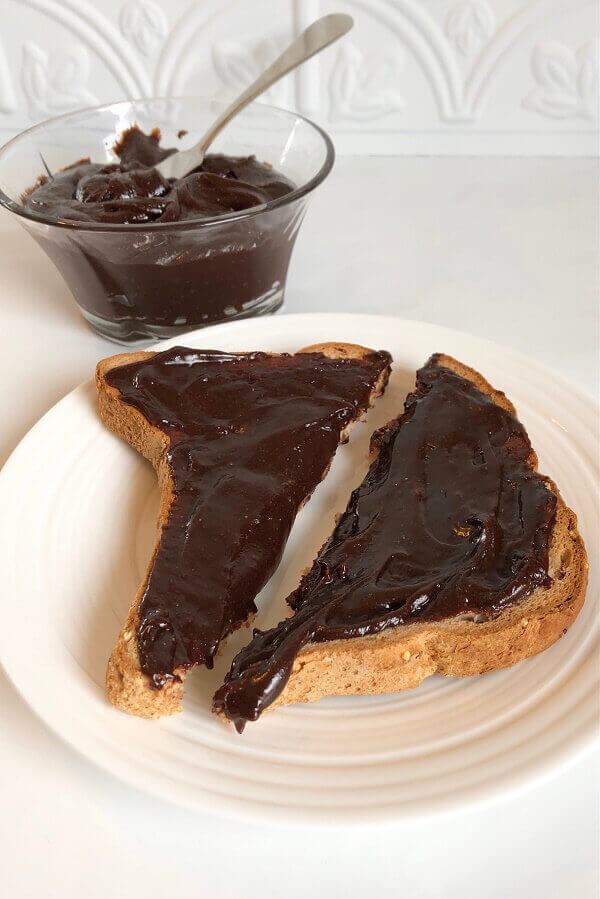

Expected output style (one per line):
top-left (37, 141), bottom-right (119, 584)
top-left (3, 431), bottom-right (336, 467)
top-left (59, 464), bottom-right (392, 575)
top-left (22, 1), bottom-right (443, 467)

top-left (214, 354), bottom-right (588, 731)
top-left (96, 343), bottom-right (391, 717)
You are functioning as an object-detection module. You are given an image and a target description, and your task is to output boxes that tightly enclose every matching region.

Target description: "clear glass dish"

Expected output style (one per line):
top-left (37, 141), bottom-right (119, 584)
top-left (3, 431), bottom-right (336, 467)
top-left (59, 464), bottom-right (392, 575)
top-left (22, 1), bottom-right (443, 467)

top-left (0, 97), bottom-right (334, 345)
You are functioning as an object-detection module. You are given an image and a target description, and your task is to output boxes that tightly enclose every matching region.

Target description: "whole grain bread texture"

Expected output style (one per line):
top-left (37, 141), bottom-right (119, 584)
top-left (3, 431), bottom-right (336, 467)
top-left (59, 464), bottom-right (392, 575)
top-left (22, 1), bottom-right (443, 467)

top-left (96, 342), bottom-right (391, 718)
top-left (228, 354), bottom-right (588, 718)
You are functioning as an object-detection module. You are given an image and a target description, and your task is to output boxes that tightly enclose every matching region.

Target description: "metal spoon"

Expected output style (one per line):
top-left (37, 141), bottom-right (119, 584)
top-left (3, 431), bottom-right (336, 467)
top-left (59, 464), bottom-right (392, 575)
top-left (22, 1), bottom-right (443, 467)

top-left (155, 13), bottom-right (353, 181)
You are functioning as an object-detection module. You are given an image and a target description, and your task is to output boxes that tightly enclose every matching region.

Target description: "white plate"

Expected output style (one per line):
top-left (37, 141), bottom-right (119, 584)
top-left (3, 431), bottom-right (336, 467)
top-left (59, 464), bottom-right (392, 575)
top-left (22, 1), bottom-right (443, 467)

top-left (0, 314), bottom-right (597, 823)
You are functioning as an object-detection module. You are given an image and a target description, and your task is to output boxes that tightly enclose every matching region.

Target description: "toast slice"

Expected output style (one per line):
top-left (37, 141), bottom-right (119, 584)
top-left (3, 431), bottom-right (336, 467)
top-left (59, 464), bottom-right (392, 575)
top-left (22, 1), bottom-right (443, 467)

top-left (214, 354), bottom-right (588, 731)
top-left (96, 343), bottom-right (391, 717)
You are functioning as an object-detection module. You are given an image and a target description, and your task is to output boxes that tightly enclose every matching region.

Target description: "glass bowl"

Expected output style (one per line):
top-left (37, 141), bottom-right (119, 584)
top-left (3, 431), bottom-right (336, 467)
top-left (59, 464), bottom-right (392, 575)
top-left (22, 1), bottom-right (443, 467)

top-left (0, 98), bottom-right (334, 345)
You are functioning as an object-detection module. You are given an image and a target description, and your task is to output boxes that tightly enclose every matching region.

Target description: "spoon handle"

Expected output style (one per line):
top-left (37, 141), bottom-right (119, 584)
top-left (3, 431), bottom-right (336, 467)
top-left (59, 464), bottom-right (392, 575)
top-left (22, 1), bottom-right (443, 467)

top-left (159, 13), bottom-right (353, 180)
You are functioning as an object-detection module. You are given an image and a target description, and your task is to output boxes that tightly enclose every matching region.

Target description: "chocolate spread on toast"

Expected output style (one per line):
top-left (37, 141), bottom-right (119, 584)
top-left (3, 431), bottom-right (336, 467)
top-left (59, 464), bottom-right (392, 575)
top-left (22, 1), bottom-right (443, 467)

top-left (104, 346), bottom-right (391, 689)
top-left (214, 356), bottom-right (557, 731)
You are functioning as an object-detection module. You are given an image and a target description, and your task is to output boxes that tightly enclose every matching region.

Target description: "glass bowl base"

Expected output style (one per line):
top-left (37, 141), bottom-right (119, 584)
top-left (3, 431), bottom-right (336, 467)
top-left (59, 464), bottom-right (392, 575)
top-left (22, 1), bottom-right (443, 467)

top-left (80, 286), bottom-right (284, 346)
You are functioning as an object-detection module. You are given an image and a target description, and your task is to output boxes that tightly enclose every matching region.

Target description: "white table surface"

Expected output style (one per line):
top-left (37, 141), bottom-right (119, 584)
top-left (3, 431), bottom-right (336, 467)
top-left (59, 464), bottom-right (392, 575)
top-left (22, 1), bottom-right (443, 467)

top-left (1, 156), bottom-right (598, 899)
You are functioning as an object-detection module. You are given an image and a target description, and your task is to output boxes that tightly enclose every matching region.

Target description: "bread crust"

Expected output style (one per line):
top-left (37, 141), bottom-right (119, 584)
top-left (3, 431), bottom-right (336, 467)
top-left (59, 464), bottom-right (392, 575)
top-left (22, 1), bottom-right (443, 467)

top-left (249, 354), bottom-right (588, 717)
top-left (96, 343), bottom-right (390, 717)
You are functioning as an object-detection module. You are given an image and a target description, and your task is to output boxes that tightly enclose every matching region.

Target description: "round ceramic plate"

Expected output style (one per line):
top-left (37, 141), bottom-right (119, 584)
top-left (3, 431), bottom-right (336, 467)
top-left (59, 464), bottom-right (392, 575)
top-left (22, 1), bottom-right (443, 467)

top-left (0, 314), bottom-right (597, 822)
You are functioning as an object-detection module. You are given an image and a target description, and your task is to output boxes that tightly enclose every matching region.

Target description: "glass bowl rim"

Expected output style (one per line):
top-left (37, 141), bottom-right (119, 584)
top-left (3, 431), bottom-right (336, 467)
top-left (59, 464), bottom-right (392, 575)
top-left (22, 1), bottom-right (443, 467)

top-left (0, 96), bottom-right (335, 233)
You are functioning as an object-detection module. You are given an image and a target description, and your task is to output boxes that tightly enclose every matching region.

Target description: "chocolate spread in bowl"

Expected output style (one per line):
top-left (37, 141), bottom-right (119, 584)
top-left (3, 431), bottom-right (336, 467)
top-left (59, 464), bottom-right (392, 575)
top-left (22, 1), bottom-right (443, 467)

top-left (24, 127), bottom-right (295, 224)
top-left (23, 128), bottom-right (298, 337)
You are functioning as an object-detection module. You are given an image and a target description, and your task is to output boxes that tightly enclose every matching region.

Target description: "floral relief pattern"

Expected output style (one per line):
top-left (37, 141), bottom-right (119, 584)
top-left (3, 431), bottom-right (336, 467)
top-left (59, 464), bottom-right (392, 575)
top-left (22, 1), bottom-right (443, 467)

top-left (21, 42), bottom-right (98, 119)
top-left (120, 0), bottom-right (168, 58)
top-left (446, 1), bottom-right (496, 57)
top-left (329, 43), bottom-right (405, 122)
top-left (523, 42), bottom-right (598, 120)
top-left (0, 0), bottom-right (593, 154)
top-left (212, 38), bottom-right (290, 106)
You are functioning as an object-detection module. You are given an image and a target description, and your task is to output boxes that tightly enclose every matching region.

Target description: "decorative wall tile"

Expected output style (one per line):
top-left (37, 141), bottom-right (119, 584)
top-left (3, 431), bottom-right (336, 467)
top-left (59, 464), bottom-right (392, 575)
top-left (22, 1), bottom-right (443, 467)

top-left (120, 0), bottom-right (168, 58)
top-left (0, 0), bottom-right (597, 155)
top-left (212, 37), bottom-right (290, 107)
top-left (523, 42), bottom-right (598, 120)
top-left (446, 2), bottom-right (496, 57)
top-left (21, 41), bottom-right (97, 117)
top-left (329, 43), bottom-right (405, 122)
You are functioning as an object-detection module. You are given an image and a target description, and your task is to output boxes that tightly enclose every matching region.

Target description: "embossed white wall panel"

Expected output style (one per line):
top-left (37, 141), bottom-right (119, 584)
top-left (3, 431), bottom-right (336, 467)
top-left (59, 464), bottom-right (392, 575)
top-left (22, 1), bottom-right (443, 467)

top-left (0, 0), bottom-right (597, 154)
